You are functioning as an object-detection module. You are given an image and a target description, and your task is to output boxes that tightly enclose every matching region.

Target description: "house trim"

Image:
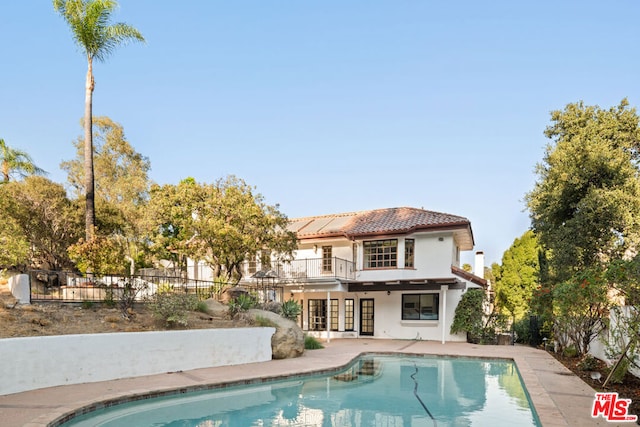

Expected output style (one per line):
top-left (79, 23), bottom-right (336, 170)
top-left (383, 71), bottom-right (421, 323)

top-left (348, 280), bottom-right (465, 292)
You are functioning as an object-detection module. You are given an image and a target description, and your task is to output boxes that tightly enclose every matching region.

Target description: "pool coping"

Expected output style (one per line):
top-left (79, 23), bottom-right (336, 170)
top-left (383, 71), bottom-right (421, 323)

top-left (0, 339), bottom-right (617, 426)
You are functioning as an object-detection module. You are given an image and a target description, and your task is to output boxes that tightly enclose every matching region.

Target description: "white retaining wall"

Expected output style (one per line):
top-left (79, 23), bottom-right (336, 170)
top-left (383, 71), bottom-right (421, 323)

top-left (0, 327), bottom-right (275, 396)
top-left (7, 274), bottom-right (30, 304)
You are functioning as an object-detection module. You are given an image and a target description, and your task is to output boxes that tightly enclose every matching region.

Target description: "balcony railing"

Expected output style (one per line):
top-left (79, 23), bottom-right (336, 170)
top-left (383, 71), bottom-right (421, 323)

top-left (247, 257), bottom-right (356, 282)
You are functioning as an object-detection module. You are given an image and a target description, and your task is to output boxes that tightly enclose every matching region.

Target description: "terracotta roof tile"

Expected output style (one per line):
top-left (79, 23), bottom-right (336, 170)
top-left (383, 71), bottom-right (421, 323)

top-left (290, 207), bottom-right (471, 239)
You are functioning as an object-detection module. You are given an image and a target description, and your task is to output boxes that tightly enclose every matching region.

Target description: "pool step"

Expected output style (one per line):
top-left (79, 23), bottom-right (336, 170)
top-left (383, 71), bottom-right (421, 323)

top-left (333, 359), bottom-right (381, 382)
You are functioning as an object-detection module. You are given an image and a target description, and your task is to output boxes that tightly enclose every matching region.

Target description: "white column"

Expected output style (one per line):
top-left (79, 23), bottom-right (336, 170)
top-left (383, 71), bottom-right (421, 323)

top-left (327, 291), bottom-right (331, 343)
top-left (441, 285), bottom-right (448, 344)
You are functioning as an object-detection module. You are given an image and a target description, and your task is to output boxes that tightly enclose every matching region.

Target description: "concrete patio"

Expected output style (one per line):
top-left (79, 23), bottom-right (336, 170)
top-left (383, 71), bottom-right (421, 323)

top-left (0, 339), bottom-right (627, 426)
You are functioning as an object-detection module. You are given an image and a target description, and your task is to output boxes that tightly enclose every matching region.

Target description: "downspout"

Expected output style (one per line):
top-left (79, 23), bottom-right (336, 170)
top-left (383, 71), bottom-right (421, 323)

top-left (327, 290), bottom-right (331, 343)
top-left (441, 285), bottom-right (448, 344)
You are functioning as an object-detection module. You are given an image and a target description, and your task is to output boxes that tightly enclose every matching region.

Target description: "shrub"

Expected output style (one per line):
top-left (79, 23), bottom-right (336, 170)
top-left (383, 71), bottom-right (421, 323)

top-left (513, 317), bottom-right (532, 344)
top-left (229, 293), bottom-right (256, 316)
top-left (195, 300), bottom-right (209, 313)
top-left (281, 299), bottom-right (302, 321)
top-left (304, 335), bottom-right (324, 350)
top-left (103, 287), bottom-right (116, 308)
top-left (608, 358), bottom-right (630, 384)
top-left (81, 300), bottom-right (94, 309)
top-left (254, 315), bottom-right (278, 327)
top-left (150, 292), bottom-right (198, 327)
top-left (577, 355), bottom-right (599, 371)
top-left (563, 346), bottom-right (578, 358)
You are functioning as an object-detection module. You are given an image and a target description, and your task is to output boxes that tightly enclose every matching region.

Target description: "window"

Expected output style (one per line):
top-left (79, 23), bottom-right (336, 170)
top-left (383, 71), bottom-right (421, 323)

top-left (364, 239), bottom-right (397, 268)
top-left (404, 239), bottom-right (415, 268)
top-left (247, 254), bottom-right (257, 275)
top-left (402, 294), bottom-right (439, 320)
top-left (330, 299), bottom-right (338, 331)
top-left (322, 246), bottom-right (333, 273)
top-left (309, 299), bottom-right (326, 331)
top-left (345, 299), bottom-right (354, 331)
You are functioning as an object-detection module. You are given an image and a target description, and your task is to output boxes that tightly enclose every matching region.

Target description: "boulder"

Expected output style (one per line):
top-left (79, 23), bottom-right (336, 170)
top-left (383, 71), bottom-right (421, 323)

top-left (247, 309), bottom-right (304, 359)
top-left (219, 285), bottom-right (249, 304)
top-left (203, 298), bottom-right (229, 318)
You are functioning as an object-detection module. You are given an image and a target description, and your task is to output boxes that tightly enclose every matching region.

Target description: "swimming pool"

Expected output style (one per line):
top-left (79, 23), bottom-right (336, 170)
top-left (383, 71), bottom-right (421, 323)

top-left (60, 354), bottom-right (541, 426)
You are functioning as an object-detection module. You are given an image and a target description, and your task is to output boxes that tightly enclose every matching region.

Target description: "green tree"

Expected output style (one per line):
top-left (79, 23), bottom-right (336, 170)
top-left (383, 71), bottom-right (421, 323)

top-left (53, 0), bottom-right (144, 241)
top-left (147, 176), bottom-right (298, 283)
top-left (0, 216), bottom-right (29, 269)
top-left (493, 230), bottom-right (541, 321)
top-left (526, 99), bottom-right (640, 281)
top-left (526, 99), bottom-right (640, 355)
top-left (0, 177), bottom-right (82, 270)
top-left (0, 138), bottom-right (46, 183)
top-left (552, 268), bottom-right (609, 355)
top-left (61, 116), bottom-right (152, 273)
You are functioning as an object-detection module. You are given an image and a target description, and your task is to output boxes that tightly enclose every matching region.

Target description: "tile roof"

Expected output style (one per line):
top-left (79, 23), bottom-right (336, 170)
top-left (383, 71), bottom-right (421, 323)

top-left (289, 207), bottom-right (473, 246)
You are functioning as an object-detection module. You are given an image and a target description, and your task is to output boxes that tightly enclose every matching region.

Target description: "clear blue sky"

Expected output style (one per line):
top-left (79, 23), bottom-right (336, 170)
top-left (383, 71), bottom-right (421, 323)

top-left (2, 1), bottom-right (639, 266)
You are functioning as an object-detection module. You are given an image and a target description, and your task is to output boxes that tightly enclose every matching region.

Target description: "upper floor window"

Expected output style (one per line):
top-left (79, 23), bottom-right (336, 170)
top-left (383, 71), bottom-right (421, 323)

top-left (364, 239), bottom-right (397, 269)
top-left (404, 239), bottom-right (415, 268)
top-left (322, 246), bottom-right (333, 273)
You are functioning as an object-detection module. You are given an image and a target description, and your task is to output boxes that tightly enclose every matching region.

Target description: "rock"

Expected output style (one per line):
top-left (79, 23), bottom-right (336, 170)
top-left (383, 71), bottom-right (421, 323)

top-left (247, 309), bottom-right (304, 359)
top-left (219, 286), bottom-right (249, 304)
top-left (203, 298), bottom-right (229, 318)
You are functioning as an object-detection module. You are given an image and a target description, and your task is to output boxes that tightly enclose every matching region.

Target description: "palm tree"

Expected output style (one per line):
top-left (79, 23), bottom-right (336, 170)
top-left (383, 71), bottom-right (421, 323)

top-left (53, 0), bottom-right (144, 240)
top-left (0, 138), bottom-right (46, 183)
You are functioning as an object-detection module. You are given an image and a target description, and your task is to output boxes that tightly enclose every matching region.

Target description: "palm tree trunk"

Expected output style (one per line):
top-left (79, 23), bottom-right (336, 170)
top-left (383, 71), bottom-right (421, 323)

top-left (84, 57), bottom-right (96, 241)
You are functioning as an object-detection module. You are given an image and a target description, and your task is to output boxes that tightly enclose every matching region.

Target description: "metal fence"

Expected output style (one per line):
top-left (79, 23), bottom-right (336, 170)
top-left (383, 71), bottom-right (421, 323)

top-left (28, 270), bottom-right (226, 303)
top-left (28, 270), bottom-right (286, 304)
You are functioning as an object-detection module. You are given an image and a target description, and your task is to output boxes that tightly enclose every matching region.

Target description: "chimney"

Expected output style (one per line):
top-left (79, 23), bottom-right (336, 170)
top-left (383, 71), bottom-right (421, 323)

top-left (474, 251), bottom-right (485, 279)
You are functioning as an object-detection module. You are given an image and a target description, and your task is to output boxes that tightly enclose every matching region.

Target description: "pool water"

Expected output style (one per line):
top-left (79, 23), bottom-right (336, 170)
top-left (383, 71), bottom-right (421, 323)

top-left (61, 355), bottom-right (541, 426)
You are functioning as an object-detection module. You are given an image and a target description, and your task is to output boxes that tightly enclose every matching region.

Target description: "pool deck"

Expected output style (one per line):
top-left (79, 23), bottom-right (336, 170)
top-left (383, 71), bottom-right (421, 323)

top-left (0, 339), bottom-right (627, 426)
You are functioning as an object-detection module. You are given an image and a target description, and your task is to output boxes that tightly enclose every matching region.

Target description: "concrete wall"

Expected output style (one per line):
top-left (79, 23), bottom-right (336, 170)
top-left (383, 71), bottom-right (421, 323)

top-left (8, 274), bottom-right (30, 304)
top-left (0, 327), bottom-right (275, 396)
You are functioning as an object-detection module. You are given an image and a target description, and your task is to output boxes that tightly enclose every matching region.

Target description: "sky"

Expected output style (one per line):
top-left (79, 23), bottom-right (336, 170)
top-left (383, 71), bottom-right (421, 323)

top-left (2, 1), bottom-right (640, 267)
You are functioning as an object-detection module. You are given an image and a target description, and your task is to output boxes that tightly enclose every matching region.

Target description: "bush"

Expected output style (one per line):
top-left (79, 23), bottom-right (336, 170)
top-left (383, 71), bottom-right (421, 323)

top-left (450, 289), bottom-right (485, 342)
top-left (281, 299), bottom-right (302, 321)
top-left (513, 317), bottom-right (531, 344)
top-left (254, 315), bottom-right (278, 327)
top-left (563, 346), bottom-right (578, 358)
top-left (608, 358), bottom-right (630, 384)
top-left (304, 335), bottom-right (324, 350)
top-left (229, 293), bottom-right (256, 316)
top-left (150, 292), bottom-right (198, 327)
top-left (195, 300), bottom-right (209, 313)
top-left (577, 355), bottom-right (599, 371)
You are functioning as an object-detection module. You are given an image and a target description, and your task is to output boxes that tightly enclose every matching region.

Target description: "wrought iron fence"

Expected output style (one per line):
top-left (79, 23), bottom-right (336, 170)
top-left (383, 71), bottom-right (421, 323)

top-left (28, 270), bottom-right (227, 303)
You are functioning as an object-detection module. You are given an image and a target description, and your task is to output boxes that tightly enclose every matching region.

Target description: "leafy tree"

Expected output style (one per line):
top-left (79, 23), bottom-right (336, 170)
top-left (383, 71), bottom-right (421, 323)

top-left (525, 99), bottom-right (640, 354)
top-left (0, 216), bottom-right (29, 269)
top-left (493, 230), bottom-right (541, 321)
top-left (450, 288), bottom-right (505, 344)
top-left (147, 176), bottom-right (298, 283)
top-left (0, 177), bottom-right (82, 270)
top-left (0, 138), bottom-right (46, 183)
top-left (552, 268), bottom-right (609, 356)
top-left (67, 233), bottom-right (127, 275)
top-left (61, 116), bottom-right (152, 272)
top-left (53, 0), bottom-right (144, 241)
top-left (526, 99), bottom-right (640, 282)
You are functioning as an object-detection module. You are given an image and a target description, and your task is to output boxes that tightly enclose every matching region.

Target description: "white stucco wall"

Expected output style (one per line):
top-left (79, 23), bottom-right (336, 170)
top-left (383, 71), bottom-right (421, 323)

top-left (299, 288), bottom-right (467, 342)
top-left (8, 274), bottom-right (30, 304)
top-left (0, 327), bottom-right (275, 396)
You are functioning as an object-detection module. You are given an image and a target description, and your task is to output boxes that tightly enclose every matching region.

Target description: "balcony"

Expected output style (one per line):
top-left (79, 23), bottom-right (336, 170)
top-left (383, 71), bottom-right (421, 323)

top-left (246, 257), bottom-right (356, 282)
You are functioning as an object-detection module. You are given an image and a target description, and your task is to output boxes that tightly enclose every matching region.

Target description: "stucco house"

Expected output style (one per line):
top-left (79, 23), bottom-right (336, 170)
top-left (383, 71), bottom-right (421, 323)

top-left (188, 206), bottom-right (487, 342)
